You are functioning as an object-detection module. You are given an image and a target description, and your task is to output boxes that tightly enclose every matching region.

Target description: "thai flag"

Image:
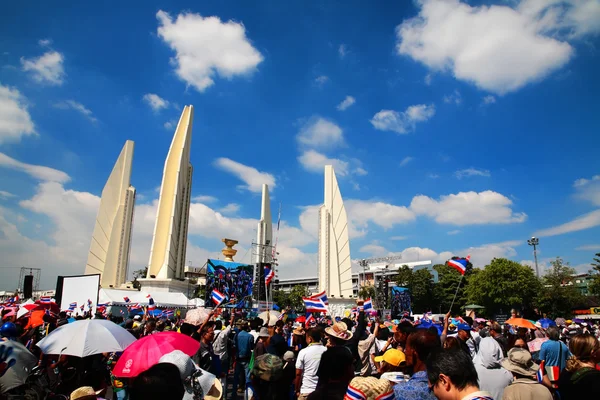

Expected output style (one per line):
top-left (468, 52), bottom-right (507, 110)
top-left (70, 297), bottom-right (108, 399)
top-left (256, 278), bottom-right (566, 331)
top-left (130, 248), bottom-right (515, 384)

top-left (344, 385), bottom-right (366, 400)
top-left (87, 299), bottom-right (93, 308)
top-left (80, 304), bottom-right (85, 311)
top-left (97, 305), bottom-right (106, 314)
top-left (537, 360), bottom-right (545, 383)
top-left (287, 333), bottom-right (293, 347)
top-left (306, 313), bottom-right (316, 327)
top-left (447, 255), bottom-right (470, 275)
top-left (264, 267), bottom-right (275, 286)
top-left (97, 303), bottom-right (109, 308)
top-left (68, 302), bottom-right (77, 310)
top-left (130, 303), bottom-right (142, 310)
top-left (303, 298), bottom-right (328, 313)
top-left (211, 289), bottom-right (225, 306)
top-left (375, 392), bottom-right (395, 400)
top-left (40, 296), bottom-right (52, 303)
top-left (163, 310), bottom-right (174, 318)
top-left (364, 298), bottom-right (373, 310)
top-left (277, 312), bottom-right (285, 321)
top-left (120, 309), bottom-right (125, 315)
top-left (123, 296), bottom-right (131, 303)
top-left (309, 290), bottom-right (328, 305)
top-left (148, 297), bottom-right (156, 310)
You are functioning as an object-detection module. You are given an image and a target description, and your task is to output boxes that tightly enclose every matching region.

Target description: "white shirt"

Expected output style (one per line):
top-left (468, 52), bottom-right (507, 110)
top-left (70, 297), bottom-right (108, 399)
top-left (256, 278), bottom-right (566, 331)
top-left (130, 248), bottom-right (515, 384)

top-left (213, 324), bottom-right (232, 358)
top-left (295, 343), bottom-right (327, 394)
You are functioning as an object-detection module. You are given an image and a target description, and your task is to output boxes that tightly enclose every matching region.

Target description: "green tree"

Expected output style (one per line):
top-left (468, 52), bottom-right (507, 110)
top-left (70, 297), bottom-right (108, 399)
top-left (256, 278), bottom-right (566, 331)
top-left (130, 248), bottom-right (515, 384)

top-left (272, 290), bottom-right (290, 309)
top-left (410, 268), bottom-right (435, 313)
top-left (358, 285), bottom-right (376, 301)
top-left (465, 258), bottom-right (541, 316)
top-left (433, 263), bottom-right (471, 314)
top-left (535, 257), bottom-right (583, 319)
top-left (272, 285), bottom-right (309, 310)
top-left (592, 252), bottom-right (600, 272)
top-left (395, 265), bottom-right (413, 286)
top-left (589, 253), bottom-right (600, 296)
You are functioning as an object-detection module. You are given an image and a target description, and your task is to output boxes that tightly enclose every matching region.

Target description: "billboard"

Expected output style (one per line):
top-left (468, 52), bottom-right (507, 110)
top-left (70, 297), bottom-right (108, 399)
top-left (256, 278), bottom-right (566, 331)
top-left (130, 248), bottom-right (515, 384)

top-left (56, 274), bottom-right (100, 314)
top-left (390, 287), bottom-right (411, 319)
top-left (205, 259), bottom-right (254, 308)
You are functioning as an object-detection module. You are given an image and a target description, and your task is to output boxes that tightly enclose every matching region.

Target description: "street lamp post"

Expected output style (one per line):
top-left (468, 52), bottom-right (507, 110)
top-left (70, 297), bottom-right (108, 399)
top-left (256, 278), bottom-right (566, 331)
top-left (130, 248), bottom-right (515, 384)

top-left (528, 237), bottom-right (540, 278)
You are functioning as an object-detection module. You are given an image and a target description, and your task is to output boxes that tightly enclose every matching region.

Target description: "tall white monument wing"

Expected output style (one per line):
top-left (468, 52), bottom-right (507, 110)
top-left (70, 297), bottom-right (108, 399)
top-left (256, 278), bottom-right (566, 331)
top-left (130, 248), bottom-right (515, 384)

top-left (147, 105), bottom-right (194, 280)
top-left (256, 184), bottom-right (273, 264)
top-left (85, 140), bottom-right (136, 288)
top-left (318, 165), bottom-right (353, 297)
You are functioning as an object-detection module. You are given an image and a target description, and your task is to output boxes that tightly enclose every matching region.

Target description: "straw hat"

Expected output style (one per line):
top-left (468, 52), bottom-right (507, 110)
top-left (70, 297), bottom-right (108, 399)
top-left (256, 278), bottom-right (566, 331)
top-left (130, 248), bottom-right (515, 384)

top-left (70, 386), bottom-right (102, 400)
top-left (159, 350), bottom-right (222, 400)
top-left (293, 326), bottom-right (305, 335)
top-left (325, 321), bottom-right (353, 341)
top-left (347, 377), bottom-right (393, 400)
top-left (500, 348), bottom-right (539, 378)
top-left (258, 327), bottom-right (270, 337)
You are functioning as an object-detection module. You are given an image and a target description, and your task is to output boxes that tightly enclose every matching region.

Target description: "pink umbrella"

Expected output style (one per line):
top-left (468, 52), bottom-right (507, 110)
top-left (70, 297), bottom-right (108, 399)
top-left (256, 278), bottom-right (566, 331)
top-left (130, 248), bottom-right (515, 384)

top-left (113, 331), bottom-right (200, 378)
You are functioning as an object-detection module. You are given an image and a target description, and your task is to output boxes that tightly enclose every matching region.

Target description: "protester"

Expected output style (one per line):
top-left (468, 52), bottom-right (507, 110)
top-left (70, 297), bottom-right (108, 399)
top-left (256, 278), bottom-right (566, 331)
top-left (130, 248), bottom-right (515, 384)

top-left (500, 347), bottom-right (553, 400)
top-left (212, 314), bottom-right (235, 387)
top-left (128, 363), bottom-right (185, 400)
top-left (295, 328), bottom-right (327, 400)
top-left (425, 348), bottom-right (493, 400)
top-left (159, 350), bottom-right (223, 400)
top-left (394, 329), bottom-right (440, 400)
top-left (490, 322), bottom-right (509, 357)
top-left (254, 327), bottom-right (270, 358)
top-left (473, 337), bottom-right (514, 399)
top-left (233, 320), bottom-right (254, 395)
top-left (250, 353), bottom-right (288, 400)
top-left (539, 326), bottom-right (570, 373)
top-left (358, 317), bottom-right (380, 376)
top-left (267, 320), bottom-right (287, 357)
top-left (557, 333), bottom-right (600, 398)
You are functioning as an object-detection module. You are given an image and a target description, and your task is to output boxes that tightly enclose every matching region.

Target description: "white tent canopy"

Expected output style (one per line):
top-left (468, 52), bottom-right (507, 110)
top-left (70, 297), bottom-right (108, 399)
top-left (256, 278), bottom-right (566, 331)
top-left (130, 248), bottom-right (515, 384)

top-left (99, 289), bottom-right (197, 308)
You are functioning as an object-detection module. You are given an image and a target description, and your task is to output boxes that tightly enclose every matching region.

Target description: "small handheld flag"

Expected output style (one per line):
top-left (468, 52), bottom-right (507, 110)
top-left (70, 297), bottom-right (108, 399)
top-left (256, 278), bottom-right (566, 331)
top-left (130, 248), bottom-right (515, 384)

top-left (264, 267), bottom-right (275, 286)
top-left (68, 302), bottom-right (77, 310)
top-left (303, 298), bottom-right (328, 313)
top-left (40, 296), bottom-right (52, 303)
top-left (123, 296), bottom-right (131, 303)
top-left (309, 290), bottom-right (329, 305)
top-left (345, 385), bottom-right (367, 400)
top-left (364, 298), bottom-right (373, 310)
top-left (211, 289), bottom-right (225, 306)
top-left (537, 360), bottom-right (545, 383)
top-left (447, 255), bottom-right (471, 275)
top-left (148, 297), bottom-right (156, 310)
top-left (163, 310), bottom-right (175, 318)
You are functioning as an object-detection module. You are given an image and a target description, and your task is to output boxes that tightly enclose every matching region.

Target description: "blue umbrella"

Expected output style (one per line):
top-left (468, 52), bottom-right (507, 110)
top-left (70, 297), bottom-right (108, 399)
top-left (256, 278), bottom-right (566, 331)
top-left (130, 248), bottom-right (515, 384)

top-left (537, 318), bottom-right (556, 329)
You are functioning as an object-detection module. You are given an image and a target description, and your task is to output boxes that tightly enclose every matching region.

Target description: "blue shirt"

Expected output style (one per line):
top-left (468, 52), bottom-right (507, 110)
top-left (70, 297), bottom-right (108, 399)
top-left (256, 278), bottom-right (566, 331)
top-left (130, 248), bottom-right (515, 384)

top-left (540, 340), bottom-right (570, 371)
top-left (393, 370), bottom-right (436, 400)
top-left (236, 330), bottom-right (254, 359)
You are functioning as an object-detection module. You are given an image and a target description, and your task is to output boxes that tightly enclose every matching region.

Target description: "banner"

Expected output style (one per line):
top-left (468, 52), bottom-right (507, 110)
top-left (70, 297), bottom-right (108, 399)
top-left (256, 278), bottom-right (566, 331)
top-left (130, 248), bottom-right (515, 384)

top-left (390, 287), bottom-right (411, 319)
top-left (205, 259), bottom-right (254, 308)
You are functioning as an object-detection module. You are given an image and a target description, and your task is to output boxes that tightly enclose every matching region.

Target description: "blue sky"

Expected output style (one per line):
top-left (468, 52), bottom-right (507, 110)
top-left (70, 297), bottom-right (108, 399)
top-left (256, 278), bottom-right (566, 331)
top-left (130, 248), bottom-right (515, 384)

top-left (1, 0), bottom-right (599, 290)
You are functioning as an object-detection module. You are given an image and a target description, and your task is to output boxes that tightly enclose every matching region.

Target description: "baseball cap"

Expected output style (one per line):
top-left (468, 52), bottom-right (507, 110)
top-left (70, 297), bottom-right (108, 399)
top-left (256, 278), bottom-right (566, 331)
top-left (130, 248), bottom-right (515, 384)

top-left (374, 349), bottom-right (406, 366)
top-left (457, 323), bottom-right (471, 331)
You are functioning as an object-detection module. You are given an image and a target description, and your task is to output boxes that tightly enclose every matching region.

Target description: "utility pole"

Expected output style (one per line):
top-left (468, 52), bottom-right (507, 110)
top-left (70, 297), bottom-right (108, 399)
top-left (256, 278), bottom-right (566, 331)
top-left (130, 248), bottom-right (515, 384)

top-left (528, 237), bottom-right (540, 277)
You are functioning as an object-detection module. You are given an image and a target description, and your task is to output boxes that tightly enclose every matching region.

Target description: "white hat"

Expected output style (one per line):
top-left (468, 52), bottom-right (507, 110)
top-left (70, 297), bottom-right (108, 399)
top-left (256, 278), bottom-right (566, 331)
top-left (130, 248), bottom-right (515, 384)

top-left (133, 315), bottom-right (141, 320)
top-left (159, 350), bottom-right (222, 400)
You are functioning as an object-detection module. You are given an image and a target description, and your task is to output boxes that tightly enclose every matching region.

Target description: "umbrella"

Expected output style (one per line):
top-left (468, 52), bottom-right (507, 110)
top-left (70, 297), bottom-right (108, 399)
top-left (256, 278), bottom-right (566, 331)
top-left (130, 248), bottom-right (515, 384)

top-left (527, 337), bottom-right (548, 353)
top-left (184, 308), bottom-right (210, 326)
top-left (537, 318), bottom-right (556, 329)
top-left (555, 318), bottom-right (566, 326)
top-left (258, 310), bottom-right (281, 326)
top-left (0, 340), bottom-right (37, 394)
top-left (113, 331), bottom-right (200, 378)
top-left (36, 319), bottom-right (136, 357)
top-left (505, 318), bottom-right (537, 330)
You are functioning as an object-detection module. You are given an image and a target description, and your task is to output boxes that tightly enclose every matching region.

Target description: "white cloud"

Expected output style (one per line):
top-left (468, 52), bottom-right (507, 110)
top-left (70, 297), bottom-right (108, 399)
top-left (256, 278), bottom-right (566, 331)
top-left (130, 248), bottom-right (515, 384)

top-left (314, 76), bottom-right (329, 87)
top-left (297, 150), bottom-right (349, 176)
top-left (359, 243), bottom-right (390, 257)
top-left (156, 10), bottom-right (264, 92)
top-left (353, 167), bottom-right (368, 176)
top-left (573, 175), bottom-right (600, 206)
top-left (518, 0), bottom-right (600, 39)
top-left (54, 100), bottom-right (97, 123)
top-left (297, 117), bottom-right (344, 150)
top-left (424, 73), bottom-right (433, 85)
top-left (164, 120), bottom-right (176, 130)
top-left (0, 191), bottom-right (15, 200)
top-left (410, 190), bottom-right (527, 225)
top-left (337, 95), bottom-right (356, 111)
top-left (143, 93), bottom-right (169, 111)
top-left (192, 195), bottom-right (217, 203)
top-left (396, 0), bottom-right (574, 94)
top-left (447, 230), bottom-right (461, 235)
top-left (399, 156), bottom-right (414, 167)
top-left (38, 39), bottom-right (52, 47)
top-left (20, 50), bottom-right (65, 85)
top-left (0, 153), bottom-right (70, 183)
top-left (443, 90), bottom-right (462, 105)
top-left (0, 84), bottom-right (36, 144)
top-left (219, 203), bottom-right (240, 214)
top-left (338, 44), bottom-right (348, 58)
top-left (534, 209), bottom-right (600, 237)
top-left (370, 104), bottom-right (435, 134)
top-left (213, 157), bottom-right (275, 193)
top-left (428, 173), bottom-right (440, 179)
top-left (482, 95), bottom-right (496, 104)
top-left (576, 244), bottom-right (600, 251)
top-left (454, 167), bottom-right (491, 179)
top-left (346, 199), bottom-right (416, 229)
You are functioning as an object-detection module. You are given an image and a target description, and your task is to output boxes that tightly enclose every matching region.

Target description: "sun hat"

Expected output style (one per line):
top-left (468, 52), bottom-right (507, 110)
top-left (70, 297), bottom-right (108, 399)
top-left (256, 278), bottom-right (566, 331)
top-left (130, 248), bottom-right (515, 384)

top-left (347, 376), bottom-right (393, 400)
top-left (258, 327), bottom-right (270, 337)
top-left (374, 349), bottom-right (406, 367)
top-left (70, 386), bottom-right (102, 400)
top-left (500, 347), bottom-right (539, 377)
top-left (325, 321), bottom-right (353, 341)
top-left (133, 315), bottom-right (141, 320)
top-left (283, 351), bottom-right (295, 362)
top-left (252, 354), bottom-right (283, 382)
top-left (159, 350), bottom-right (222, 400)
top-left (292, 326), bottom-right (305, 335)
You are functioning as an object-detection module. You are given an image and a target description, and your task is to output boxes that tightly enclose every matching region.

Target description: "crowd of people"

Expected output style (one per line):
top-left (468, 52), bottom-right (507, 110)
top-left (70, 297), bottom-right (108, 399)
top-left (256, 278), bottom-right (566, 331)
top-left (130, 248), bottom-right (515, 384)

top-left (1, 300), bottom-right (600, 400)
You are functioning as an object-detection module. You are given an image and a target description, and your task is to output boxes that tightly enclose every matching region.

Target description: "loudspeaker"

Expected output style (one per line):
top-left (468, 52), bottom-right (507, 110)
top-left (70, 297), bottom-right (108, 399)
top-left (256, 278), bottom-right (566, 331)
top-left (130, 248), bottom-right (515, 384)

top-left (23, 275), bottom-right (33, 299)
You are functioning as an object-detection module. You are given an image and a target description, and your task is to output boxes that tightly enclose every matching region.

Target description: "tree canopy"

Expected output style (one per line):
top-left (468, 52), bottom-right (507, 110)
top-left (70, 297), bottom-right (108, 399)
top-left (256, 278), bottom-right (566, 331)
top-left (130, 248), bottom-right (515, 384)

top-left (535, 257), bottom-right (584, 318)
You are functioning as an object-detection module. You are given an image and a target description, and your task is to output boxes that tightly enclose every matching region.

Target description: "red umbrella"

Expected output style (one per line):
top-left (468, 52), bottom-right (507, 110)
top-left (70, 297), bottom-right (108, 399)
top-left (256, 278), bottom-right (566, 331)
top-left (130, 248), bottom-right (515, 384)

top-left (113, 331), bottom-right (200, 378)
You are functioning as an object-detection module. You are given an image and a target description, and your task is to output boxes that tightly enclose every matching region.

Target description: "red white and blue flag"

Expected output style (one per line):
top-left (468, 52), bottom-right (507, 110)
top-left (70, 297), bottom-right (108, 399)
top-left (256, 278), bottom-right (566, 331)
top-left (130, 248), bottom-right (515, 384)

top-left (264, 267), bottom-right (275, 286)
top-left (162, 310), bottom-right (174, 318)
top-left (375, 392), bottom-right (395, 400)
top-left (211, 289), bottom-right (225, 306)
top-left (147, 297), bottom-right (156, 310)
top-left (447, 255), bottom-right (471, 275)
top-left (345, 385), bottom-right (366, 400)
top-left (364, 298), bottom-right (373, 310)
top-left (79, 304), bottom-right (85, 311)
top-left (40, 296), bottom-right (52, 303)
top-left (305, 313), bottom-right (316, 327)
top-left (123, 296), bottom-right (131, 303)
top-left (68, 302), bottom-right (77, 310)
top-left (537, 360), bottom-right (546, 383)
top-left (309, 290), bottom-right (328, 305)
top-left (303, 298), bottom-right (327, 313)
top-left (130, 303), bottom-right (142, 311)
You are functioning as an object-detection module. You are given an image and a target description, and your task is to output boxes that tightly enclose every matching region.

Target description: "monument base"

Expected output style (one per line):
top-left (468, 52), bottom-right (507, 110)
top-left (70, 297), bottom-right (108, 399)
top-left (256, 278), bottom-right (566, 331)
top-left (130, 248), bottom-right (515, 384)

top-left (137, 278), bottom-right (192, 294)
top-left (328, 297), bottom-right (358, 318)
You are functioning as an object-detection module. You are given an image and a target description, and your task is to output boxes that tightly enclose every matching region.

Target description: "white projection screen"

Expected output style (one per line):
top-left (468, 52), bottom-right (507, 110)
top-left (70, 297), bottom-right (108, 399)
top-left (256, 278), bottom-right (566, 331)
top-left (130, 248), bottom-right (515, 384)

top-left (57, 274), bottom-right (100, 314)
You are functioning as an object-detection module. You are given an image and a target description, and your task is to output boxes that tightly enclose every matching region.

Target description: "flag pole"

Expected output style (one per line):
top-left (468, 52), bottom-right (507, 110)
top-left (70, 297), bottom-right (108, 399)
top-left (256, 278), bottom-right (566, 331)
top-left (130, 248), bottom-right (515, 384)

top-left (449, 274), bottom-right (464, 312)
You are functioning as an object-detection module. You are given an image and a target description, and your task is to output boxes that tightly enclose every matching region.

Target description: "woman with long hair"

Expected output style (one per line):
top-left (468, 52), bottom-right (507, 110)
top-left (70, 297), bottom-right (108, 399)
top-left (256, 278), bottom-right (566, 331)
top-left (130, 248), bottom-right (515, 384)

top-left (557, 333), bottom-right (600, 399)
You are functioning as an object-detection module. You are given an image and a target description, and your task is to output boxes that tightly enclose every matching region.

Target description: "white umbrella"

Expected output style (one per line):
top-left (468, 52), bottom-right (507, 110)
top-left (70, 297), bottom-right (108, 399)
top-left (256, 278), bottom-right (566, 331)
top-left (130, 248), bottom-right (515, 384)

top-left (0, 340), bottom-right (37, 394)
top-left (184, 308), bottom-right (210, 326)
top-left (36, 319), bottom-right (136, 357)
top-left (258, 310), bottom-right (281, 326)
